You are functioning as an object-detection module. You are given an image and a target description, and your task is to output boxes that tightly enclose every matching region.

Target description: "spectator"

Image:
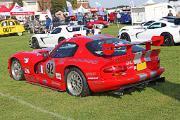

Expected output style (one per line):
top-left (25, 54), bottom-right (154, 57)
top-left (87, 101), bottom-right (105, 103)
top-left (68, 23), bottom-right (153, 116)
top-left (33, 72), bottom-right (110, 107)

top-left (45, 15), bottom-right (52, 33)
top-left (167, 10), bottom-right (173, 16)
top-left (77, 12), bottom-right (83, 25)
top-left (117, 12), bottom-right (121, 23)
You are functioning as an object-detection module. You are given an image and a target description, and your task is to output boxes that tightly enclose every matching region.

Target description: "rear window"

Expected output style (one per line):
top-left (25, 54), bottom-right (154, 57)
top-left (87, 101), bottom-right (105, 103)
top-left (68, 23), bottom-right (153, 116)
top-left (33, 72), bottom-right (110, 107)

top-left (86, 38), bottom-right (145, 57)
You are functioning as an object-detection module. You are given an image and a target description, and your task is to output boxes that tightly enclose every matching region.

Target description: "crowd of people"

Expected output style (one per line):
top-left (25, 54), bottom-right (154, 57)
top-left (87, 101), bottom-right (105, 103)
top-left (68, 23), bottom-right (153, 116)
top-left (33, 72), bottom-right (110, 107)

top-left (0, 10), bottom-right (130, 34)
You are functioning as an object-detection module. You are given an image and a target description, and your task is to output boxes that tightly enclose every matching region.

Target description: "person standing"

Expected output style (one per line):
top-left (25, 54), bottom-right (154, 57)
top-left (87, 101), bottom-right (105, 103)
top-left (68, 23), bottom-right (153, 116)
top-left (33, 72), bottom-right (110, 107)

top-left (167, 10), bottom-right (173, 16)
top-left (116, 12), bottom-right (121, 28)
top-left (45, 15), bottom-right (52, 33)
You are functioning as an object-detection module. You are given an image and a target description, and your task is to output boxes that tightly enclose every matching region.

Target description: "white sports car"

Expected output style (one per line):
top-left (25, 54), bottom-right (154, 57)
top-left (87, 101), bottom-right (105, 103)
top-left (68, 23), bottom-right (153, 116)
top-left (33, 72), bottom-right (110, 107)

top-left (29, 25), bottom-right (101, 48)
top-left (118, 20), bottom-right (180, 46)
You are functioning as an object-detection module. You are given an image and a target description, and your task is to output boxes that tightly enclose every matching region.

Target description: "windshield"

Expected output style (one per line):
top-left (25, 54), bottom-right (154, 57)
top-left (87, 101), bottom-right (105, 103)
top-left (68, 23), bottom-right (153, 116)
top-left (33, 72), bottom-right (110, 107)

top-left (86, 38), bottom-right (145, 57)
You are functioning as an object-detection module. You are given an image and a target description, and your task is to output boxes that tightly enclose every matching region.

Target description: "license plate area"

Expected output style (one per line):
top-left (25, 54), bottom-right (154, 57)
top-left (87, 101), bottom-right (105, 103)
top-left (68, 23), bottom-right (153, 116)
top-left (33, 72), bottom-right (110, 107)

top-left (88, 33), bottom-right (93, 36)
top-left (137, 62), bottom-right (147, 71)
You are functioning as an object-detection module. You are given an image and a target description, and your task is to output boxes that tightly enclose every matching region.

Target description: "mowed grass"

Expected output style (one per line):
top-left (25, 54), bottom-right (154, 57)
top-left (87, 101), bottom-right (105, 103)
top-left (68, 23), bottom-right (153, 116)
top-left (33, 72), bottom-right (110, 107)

top-left (0, 24), bottom-right (180, 120)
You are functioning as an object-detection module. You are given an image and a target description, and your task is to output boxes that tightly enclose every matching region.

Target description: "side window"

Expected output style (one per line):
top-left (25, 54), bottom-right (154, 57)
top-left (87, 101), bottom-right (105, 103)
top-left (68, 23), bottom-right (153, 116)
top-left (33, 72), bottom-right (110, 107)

top-left (8, 21), bottom-right (15, 26)
top-left (51, 28), bottom-right (62, 34)
top-left (51, 43), bottom-right (78, 58)
top-left (1, 21), bottom-right (8, 26)
top-left (148, 23), bottom-right (161, 29)
top-left (72, 27), bottom-right (80, 32)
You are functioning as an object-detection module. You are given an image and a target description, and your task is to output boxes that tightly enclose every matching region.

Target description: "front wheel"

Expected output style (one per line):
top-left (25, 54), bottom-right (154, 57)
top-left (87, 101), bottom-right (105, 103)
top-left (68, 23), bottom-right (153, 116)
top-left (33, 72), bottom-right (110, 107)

top-left (65, 68), bottom-right (90, 97)
top-left (31, 38), bottom-right (40, 49)
top-left (120, 33), bottom-right (131, 42)
top-left (161, 33), bottom-right (174, 46)
top-left (17, 32), bottom-right (23, 36)
top-left (11, 59), bottom-right (24, 81)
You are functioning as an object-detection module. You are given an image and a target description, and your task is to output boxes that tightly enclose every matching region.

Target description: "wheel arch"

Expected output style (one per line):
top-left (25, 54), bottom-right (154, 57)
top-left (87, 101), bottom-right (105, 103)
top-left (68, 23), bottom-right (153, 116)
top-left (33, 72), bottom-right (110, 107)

top-left (160, 32), bottom-right (174, 39)
top-left (64, 65), bottom-right (89, 85)
top-left (58, 37), bottom-right (66, 43)
top-left (64, 65), bottom-right (85, 77)
top-left (160, 32), bottom-right (174, 45)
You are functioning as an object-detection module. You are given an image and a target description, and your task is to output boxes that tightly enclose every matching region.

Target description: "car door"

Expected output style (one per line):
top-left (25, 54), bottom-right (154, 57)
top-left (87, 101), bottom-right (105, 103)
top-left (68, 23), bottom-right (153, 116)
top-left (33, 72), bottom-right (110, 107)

top-left (42, 27), bottom-right (62, 47)
top-left (36, 42), bottom-right (78, 89)
top-left (72, 26), bottom-right (83, 35)
top-left (136, 22), bottom-right (166, 42)
top-left (0, 21), bottom-right (9, 35)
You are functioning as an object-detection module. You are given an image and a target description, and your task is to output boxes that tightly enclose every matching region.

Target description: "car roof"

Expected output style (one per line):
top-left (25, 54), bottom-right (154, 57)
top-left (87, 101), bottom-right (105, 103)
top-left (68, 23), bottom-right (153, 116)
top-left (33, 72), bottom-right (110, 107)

top-left (64, 34), bottom-right (115, 44)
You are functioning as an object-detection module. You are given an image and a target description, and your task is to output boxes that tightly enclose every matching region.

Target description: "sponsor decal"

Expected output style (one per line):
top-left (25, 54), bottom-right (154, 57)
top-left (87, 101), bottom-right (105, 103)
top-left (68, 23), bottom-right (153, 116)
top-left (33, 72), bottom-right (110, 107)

top-left (55, 73), bottom-right (61, 80)
top-left (39, 65), bottom-right (44, 74)
top-left (59, 60), bottom-right (64, 64)
top-left (24, 68), bottom-right (30, 74)
top-left (46, 61), bottom-right (55, 78)
top-left (42, 80), bottom-right (47, 84)
top-left (88, 77), bottom-right (99, 80)
top-left (24, 58), bottom-right (29, 63)
top-left (86, 72), bottom-right (97, 76)
top-left (69, 59), bottom-right (98, 64)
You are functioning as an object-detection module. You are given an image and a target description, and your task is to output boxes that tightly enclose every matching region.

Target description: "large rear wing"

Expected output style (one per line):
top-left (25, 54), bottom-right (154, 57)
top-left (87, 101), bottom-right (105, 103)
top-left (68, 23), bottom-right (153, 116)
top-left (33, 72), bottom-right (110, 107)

top-left (102, 36), bottom-right (164, 56)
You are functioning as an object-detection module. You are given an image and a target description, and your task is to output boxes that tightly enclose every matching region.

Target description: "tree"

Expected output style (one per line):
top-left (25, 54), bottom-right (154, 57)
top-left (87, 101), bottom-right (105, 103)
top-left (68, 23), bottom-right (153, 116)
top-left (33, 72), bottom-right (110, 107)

top-left (13, 0), bottom-right (23, 7)
top-left (71, 0), bottom-right (77, 9)
top-left (51, 0), bottom-right (66, 14)
top-left (38, 0), bottom-right (51, 11)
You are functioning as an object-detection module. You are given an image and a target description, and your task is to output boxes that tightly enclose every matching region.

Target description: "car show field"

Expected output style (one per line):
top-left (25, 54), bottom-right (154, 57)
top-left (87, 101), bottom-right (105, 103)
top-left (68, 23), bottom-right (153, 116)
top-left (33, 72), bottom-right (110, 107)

top-left (0, 24), bottom-right (180, 120)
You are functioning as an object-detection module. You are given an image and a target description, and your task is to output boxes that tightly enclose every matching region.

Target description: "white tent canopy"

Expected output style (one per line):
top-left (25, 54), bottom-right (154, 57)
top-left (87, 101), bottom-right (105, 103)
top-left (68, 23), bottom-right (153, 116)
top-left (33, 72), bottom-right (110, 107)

top-left (75, 5), bottom-right (89, 13)
top-left (10, 3), bottom-right (34, 15)
top-left (145, 0), bottom-right (155, 5)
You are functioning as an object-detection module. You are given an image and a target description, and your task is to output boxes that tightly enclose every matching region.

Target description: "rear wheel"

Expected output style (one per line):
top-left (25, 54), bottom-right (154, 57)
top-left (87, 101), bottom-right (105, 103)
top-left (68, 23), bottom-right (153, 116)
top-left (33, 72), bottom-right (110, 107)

top-left (31, 37), bottom-right (40, 49)
top-left (161, 33), bottom-right (174, 46)
top-left (120, 33), bottom-right (131, 42)
top-left (65, 68), bottom-right (90, 97)
top-left (11, 59), bottom-right (24, 81)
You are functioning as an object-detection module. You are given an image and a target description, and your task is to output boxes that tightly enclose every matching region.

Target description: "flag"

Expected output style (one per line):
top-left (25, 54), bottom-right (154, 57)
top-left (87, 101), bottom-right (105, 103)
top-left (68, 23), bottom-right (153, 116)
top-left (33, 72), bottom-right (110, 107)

top-left (66, 1), bottom-right (73, 16)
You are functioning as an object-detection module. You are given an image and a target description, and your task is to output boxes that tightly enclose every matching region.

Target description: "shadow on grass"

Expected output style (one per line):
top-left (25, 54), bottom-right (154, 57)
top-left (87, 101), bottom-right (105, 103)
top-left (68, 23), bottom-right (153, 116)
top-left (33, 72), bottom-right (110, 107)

top-left (151, 81), bottom-right (180, 101)
top-left (93, 81), bottom-right (180, 101)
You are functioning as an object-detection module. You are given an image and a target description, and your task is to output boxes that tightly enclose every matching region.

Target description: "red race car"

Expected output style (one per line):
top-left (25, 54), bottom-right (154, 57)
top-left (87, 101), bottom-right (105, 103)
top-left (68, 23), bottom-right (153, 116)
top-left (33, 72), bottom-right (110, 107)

top-left (86, 20), bottom-right (110, 29)
top-left (8, 35), bottom-right (165, 97)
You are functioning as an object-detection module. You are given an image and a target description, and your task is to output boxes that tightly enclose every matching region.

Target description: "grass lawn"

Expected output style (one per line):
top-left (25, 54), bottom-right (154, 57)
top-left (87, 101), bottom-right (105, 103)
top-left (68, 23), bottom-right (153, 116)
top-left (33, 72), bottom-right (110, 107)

top-left (0, 24), bottom-right (180, 120)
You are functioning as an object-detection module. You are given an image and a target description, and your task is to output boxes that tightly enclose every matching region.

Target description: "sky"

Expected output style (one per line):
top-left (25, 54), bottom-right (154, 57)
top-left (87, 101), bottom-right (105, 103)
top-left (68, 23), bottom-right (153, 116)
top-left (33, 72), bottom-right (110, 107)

top-left (88, 0), bottom-right (169, 8)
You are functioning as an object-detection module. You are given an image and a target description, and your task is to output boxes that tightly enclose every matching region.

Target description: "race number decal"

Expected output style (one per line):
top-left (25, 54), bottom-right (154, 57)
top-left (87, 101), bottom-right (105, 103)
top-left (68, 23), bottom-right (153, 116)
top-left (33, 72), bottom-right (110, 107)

top-left (46, 61), bottom-right (55, 78)
top-left (3, 27), bottom-right (12, 33)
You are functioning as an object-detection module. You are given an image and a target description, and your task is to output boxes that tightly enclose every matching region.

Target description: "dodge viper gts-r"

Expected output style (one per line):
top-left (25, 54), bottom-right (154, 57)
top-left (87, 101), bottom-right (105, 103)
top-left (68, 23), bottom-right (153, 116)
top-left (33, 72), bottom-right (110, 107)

top-left (8, 35), bottom-right (165, 97)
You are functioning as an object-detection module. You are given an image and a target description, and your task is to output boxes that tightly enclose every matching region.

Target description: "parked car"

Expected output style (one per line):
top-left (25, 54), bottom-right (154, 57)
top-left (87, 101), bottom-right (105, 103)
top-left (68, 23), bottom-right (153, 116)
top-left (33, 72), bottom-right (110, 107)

top-left (8, 35), bottom-right (165, 97)
top-left (86, 20), bottom-right (109, 29)
top-left (0, 19), bottom-right (25, 36)
top-left (119, 20), bottom-right (180, 46)
top-left (29, 25), bottom-right (101, 48)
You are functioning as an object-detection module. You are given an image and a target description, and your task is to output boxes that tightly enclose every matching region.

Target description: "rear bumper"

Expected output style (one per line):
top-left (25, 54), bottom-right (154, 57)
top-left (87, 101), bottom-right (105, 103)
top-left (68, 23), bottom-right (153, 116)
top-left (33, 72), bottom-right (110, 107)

top-left (88, 67), bottom-right (165, 92)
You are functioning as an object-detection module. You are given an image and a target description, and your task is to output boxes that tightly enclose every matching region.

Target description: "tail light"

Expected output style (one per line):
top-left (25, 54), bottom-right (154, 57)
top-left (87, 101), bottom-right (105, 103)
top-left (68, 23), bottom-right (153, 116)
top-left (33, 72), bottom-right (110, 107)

top-left (103, 66), bottom-right (127, 73)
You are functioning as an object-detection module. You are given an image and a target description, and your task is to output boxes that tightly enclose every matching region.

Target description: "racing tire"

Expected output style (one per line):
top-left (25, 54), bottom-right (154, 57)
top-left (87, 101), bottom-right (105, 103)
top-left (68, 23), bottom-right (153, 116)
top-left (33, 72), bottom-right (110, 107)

top-left (31, 37), bottom-right (40, 49)
top-left (161, 33), bottom-right (174, 46)
top-left (17, 32), bottom-right (23, 36)
top-left (65, 68), bottom-right (90, 97)
top-left (58, 37), bottom-right (65, 44)
top-left (11, 59), bottom-right (24, 81)
top-left (120, 33), bottom-right (131, 42)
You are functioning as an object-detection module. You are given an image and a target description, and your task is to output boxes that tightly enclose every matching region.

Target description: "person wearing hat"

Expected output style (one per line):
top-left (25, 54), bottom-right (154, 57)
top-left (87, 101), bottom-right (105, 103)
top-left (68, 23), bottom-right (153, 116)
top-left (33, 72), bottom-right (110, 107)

top-left (45, 15), bottom-right (52, 33)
